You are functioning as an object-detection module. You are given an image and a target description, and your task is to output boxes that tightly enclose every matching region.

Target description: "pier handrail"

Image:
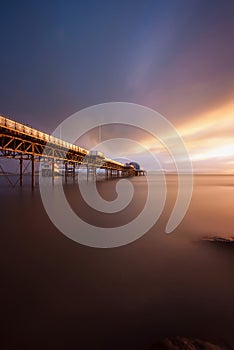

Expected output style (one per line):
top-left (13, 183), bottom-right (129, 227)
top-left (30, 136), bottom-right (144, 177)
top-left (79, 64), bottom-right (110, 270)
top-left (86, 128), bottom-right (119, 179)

top-left (0, 115), bottom-right (89, 155)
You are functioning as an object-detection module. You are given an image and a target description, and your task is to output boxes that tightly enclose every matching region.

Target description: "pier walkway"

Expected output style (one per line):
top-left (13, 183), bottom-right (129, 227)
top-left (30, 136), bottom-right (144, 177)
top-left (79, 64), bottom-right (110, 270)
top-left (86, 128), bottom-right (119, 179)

top-left (0, 115), bottom-right (146, 188)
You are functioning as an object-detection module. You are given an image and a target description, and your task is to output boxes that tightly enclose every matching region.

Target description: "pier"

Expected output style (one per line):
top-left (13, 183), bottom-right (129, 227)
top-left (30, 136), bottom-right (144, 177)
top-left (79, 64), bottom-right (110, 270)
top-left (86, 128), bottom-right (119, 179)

top-left (0, 115), bottom-right (146, 188)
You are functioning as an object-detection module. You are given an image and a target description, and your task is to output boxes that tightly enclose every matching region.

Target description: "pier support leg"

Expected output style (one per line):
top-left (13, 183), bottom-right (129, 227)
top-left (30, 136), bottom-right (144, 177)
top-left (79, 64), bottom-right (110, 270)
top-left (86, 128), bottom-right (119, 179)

top-left (20, 156), bottom-right (23, 187)
top-left (86, 165), bottom-right (89, 182)
top-left (51, 159), bottom-right (54, 185)
top-left (31, 155), bottom-right (35, 189)
top-left (94, 166), bottom-right (97, 180)
top-left (65, 162), bottom-right (68, 183)
top-left (71, 162), bottom-right (75, 183)
top-left (90, 166), bottom-right (95, 181)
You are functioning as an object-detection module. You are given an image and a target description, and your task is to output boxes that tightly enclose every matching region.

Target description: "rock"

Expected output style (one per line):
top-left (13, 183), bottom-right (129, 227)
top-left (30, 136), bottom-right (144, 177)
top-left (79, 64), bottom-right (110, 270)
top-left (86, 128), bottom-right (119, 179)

top-left (202, 236), bottom-right (234, 244)
top-left (149, 337), bottom-right (228, 350)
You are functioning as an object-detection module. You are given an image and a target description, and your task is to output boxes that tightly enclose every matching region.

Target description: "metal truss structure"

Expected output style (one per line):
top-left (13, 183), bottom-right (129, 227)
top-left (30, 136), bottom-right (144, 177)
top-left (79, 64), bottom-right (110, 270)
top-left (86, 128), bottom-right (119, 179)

top-left (0, 115), bottom-right (139, 188)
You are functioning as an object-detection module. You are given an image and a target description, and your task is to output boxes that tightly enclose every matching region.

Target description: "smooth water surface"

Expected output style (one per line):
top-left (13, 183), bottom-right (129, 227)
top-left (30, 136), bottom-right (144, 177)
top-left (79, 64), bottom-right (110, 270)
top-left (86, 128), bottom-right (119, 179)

top-left (0, 175), bottom-right (234, 349)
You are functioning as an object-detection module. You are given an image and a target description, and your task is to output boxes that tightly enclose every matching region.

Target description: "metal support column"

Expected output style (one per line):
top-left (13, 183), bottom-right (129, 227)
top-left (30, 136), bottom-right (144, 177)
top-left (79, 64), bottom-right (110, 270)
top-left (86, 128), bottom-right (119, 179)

top-left (65, 162), bottom-right (68, 183)
top-left (72, 162), bottom-right (76, 183)
top-left (51, 158), bottom-right (54, 185)
top-left (94, 166), bottom-right (97, 180)
top-left (20, 156), bottom-right (23, 187)
top-left (31, 155), bottom-right (35, 189)
top-left (73, 163), bottom-right (76, 177)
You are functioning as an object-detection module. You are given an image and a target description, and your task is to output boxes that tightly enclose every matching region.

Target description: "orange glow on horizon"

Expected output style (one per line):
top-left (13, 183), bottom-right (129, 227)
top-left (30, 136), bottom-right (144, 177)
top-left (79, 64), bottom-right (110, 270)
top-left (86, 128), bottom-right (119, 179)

top-left (130, 98), bottom-right (234, 173)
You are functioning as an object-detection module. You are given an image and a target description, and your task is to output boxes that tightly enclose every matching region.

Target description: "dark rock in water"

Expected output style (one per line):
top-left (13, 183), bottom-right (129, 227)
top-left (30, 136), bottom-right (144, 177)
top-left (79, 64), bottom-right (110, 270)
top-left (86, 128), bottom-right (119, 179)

top-left (202, 236), bottom-right (234, 244)
top-left (149, 337), bottom-right (228, 350)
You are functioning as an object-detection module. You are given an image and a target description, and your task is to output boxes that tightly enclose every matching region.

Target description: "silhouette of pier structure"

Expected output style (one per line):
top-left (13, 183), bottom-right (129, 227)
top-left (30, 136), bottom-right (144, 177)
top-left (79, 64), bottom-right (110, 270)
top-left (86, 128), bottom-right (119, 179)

top-left (0, 115), bottom-right (146, 188)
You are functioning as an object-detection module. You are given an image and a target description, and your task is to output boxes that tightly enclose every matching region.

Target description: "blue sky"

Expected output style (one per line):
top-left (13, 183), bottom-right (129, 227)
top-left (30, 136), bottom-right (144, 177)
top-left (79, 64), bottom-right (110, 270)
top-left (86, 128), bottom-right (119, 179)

top-left (1, 0), bottom-right (234, 172)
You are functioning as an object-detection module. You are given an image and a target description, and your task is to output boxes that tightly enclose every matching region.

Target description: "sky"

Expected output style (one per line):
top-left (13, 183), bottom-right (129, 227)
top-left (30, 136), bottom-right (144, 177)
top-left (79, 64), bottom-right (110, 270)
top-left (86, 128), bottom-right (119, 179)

top-left (0, 0), bottom-right (234, 173)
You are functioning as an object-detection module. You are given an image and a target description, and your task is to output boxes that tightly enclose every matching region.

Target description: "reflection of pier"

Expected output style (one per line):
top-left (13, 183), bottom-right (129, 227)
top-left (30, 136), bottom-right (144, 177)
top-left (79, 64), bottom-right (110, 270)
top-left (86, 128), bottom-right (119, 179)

top-left (0, 115), bottom-right (146, 188)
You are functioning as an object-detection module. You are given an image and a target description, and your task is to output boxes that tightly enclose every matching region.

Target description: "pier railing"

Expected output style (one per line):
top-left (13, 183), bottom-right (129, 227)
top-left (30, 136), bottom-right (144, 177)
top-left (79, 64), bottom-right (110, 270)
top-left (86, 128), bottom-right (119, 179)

top-left (0, 115), bottom-right (143, 187)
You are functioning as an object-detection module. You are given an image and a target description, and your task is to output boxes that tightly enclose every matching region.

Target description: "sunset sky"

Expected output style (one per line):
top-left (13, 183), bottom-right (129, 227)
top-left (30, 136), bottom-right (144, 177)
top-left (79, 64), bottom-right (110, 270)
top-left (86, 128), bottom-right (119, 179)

top-left (0, 0), bottom-right (233, 173)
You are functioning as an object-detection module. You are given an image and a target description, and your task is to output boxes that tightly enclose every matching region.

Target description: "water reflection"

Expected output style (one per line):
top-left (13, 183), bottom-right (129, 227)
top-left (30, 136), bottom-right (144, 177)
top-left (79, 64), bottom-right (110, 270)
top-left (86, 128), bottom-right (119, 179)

top-left (0, 175), bottom-right (234, 349)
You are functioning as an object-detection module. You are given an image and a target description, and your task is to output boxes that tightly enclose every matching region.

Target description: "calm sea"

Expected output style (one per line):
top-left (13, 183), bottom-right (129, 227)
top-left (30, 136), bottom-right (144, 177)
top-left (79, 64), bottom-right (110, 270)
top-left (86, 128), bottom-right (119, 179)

top-left (1, 174), bottom-right (234, 349)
